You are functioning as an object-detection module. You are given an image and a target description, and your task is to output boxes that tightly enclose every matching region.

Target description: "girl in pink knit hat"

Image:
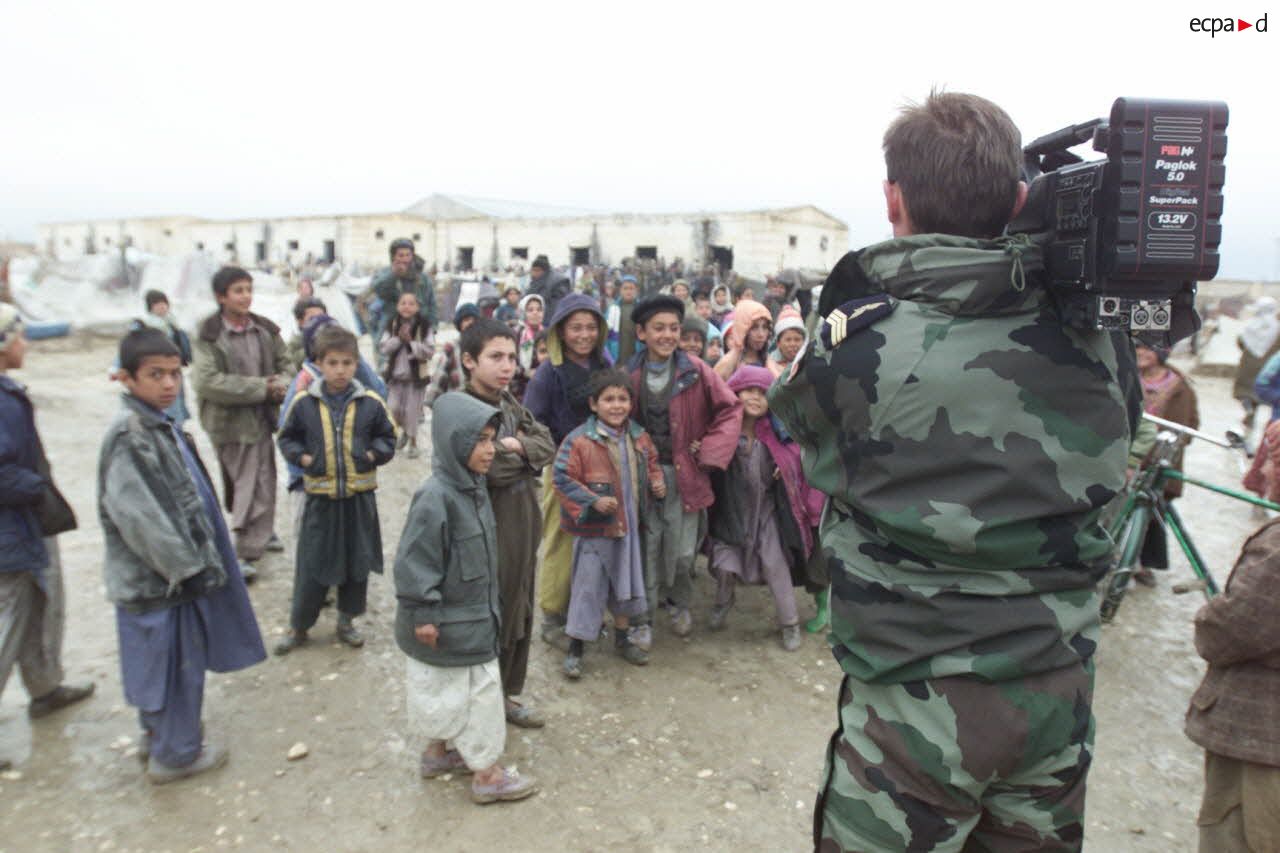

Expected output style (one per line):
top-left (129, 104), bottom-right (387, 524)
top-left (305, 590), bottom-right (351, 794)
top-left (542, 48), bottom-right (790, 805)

top-left (769, 305), bottom-right (807, 379)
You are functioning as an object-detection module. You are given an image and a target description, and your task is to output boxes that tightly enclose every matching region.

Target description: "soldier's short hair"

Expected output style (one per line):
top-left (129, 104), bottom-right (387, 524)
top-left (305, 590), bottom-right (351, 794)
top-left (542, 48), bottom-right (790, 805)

top-left (883, 91), bottom-right (1022, 239)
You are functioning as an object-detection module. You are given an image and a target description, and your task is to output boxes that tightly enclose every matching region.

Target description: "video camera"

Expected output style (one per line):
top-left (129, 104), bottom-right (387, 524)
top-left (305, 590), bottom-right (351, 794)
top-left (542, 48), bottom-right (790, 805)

top-left (1007, 97), bottom-right (1228, 345)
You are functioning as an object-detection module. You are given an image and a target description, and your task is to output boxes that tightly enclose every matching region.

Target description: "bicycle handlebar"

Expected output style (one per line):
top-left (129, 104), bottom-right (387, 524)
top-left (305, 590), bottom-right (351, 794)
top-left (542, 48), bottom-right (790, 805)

top-left (1142, 413), bottom-right (1235, 449)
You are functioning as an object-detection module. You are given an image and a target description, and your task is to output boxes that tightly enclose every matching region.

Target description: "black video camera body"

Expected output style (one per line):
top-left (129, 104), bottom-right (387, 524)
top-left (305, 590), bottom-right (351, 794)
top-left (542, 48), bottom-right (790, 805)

top-left (1008, 98), bottom-right (1228, 345)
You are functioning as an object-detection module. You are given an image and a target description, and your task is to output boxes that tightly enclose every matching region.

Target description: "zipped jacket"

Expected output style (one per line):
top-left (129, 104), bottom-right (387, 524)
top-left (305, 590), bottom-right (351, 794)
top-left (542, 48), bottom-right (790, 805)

top-left (277, 379), bottom-right (396, 499)
top-left (190, 311), bottom-right (290, 446)
top-left (98, 394), bottom-right (227, 610)
top-left (626, 349), bottom-right (743, 512)
top-left (393, 392), bottom-right (502, 667)
top-left (554, 415), bottom-right (661, 538)
top-left (0, 376), bottom-right (49, 575)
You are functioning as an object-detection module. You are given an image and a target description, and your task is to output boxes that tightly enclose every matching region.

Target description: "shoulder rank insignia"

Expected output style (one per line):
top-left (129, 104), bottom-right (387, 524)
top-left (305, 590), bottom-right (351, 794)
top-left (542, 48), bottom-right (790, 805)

top-left (820, 295), bottom-right (896, 349)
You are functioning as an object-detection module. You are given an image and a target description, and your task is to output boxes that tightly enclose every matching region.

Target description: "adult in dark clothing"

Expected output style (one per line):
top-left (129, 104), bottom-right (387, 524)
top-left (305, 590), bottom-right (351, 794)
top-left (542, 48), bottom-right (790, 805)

top-left (526, 256), bottom-right (571, 320)
top-left (370, 239), bottom-right (438, 335)
top-left (0, 306), bottom-right (94, 772)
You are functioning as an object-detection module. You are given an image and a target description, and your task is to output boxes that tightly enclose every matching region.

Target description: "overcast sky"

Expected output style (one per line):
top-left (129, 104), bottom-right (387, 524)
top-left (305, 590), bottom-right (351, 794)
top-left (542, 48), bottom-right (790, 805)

top-left (2, 0), bottom-right (1275, 279)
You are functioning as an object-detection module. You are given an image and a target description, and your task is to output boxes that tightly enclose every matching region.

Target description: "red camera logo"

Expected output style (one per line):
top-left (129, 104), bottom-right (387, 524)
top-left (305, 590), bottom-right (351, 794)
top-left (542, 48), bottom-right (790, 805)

top-left (1190, 13), bottom-right (1269, 35)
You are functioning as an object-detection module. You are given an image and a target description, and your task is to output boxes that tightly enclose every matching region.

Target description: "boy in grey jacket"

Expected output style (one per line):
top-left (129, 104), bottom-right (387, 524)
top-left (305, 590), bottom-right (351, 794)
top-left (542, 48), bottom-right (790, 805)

top-left (100, 329), bottom-right (266, 784)
top-left (393, 391), bottom-right (538, 804)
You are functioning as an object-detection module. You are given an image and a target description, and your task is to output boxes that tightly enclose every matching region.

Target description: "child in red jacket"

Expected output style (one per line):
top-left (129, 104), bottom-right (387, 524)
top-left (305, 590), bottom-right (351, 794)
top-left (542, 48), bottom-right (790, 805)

top-left (553, 370), bottom-right (665, 678)
top-left (626, 296), bottom-right (743, 646)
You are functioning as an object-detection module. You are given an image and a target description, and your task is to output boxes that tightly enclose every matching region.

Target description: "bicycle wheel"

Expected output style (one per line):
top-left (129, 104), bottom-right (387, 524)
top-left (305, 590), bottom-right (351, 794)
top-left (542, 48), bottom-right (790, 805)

top-left (1100, 503), bottom-right (1150, 623)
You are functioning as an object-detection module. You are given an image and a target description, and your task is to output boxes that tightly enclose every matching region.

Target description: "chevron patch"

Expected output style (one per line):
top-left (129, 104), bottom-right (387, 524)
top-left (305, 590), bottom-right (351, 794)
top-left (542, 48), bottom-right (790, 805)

top-left (820, 295), bottom-right (896, 349)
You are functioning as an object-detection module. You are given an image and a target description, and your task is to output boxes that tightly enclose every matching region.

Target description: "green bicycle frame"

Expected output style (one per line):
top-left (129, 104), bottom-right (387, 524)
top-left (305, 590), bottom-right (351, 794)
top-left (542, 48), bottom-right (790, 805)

top-left (1109, 466), bottom-right (1280, 600)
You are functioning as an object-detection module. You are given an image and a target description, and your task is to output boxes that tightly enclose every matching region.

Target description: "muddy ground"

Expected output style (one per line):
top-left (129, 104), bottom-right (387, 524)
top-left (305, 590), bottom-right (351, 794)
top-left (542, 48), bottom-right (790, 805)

top-left (0, 336), bottom-right (1256, 852)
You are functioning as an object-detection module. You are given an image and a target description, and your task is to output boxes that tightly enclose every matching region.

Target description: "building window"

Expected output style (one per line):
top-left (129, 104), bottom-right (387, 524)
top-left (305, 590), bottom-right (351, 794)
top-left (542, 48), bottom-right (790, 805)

top-left (196, 241), bottom-right (205, 250)
top-left (104, 236), bottom-right (112, 246)
top-left (375, 229), bottom-right (385, 240)
top-left (287, 240), bottom-right (299, 250)
top-left (412, 232), bottom-right (422, 241)
top-left (510, 247), bottom-right (528, 260)
top-left (819, 235), bottom-right (830, 251)
top-left (788, 234), bottom-right (798, 248)
top-left (224, 241), bottom-right (235, 251)
top-left (163, 228), bottom-right (173, 237)
top-left (456, 247), bottom-right (474, 270)
top-left (635, 245), bottom-right (658, 260)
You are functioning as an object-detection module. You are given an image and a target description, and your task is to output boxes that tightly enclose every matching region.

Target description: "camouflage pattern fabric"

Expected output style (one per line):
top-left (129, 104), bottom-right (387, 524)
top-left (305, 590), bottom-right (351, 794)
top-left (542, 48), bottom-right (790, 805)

top-left (770, 235), bottom-right (1136, 852)
top-left (769, 235), bottom-right (1138, 684)
top-left (815, 663), bottom-right (1093, 852)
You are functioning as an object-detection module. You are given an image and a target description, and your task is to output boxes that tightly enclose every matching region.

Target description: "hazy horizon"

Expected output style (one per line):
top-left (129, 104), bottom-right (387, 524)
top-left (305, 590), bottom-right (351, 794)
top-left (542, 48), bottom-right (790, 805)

top-left (3, 1), bottom-right (1275, 279)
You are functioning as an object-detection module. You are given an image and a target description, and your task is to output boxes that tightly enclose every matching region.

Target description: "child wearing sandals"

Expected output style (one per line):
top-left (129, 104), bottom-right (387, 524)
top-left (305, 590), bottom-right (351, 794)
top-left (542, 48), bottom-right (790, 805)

top-left (553, 370), bottom-right (665, 678)
top-left (393, 391), bottom-right (537, 804)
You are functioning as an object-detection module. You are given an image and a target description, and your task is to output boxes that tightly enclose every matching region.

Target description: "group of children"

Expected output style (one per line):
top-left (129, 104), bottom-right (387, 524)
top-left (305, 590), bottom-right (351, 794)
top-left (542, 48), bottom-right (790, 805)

top-left (85, 254), bottom-right (829, 804)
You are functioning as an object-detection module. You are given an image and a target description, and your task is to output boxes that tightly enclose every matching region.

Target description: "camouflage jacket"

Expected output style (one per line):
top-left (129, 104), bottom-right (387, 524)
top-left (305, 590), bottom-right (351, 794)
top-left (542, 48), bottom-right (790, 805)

top-left (770, 234), bottom-right (1139, 684)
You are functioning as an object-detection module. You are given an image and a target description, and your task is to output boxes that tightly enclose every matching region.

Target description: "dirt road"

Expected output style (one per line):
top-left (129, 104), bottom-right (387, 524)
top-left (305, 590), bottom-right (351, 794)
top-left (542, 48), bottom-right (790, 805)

top-left (0, 336), bottom-right (1250, 852)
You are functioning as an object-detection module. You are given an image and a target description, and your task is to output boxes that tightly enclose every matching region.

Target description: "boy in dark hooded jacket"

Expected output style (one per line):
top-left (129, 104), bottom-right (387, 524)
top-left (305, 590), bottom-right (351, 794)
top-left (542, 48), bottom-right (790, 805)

top-left (393, 392), bottom-right (538, 804)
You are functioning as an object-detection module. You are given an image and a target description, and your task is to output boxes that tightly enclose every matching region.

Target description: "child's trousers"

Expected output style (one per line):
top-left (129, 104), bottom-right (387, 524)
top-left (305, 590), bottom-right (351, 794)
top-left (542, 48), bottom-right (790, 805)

top-left (641, 464), bottom-right (705, 621)
top-left (216, 436), bottom-right (277, 562)
top-left (713, 566), bottom-right (800, 627)
top-left (290, 572), bottom-right (367, 631)
top-left (117, 602), bottom-right (207, 768)
top-left (0, 539), bottom-right (65, 702)
top-left (406, 658), bottom-right (505, 771)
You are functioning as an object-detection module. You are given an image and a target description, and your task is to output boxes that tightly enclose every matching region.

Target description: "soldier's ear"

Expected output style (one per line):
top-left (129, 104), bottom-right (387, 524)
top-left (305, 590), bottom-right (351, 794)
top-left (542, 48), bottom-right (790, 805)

top-left (1010, 181), bottom-right (1029, 221)
top-left (883, 181), bottom-right (913, 237)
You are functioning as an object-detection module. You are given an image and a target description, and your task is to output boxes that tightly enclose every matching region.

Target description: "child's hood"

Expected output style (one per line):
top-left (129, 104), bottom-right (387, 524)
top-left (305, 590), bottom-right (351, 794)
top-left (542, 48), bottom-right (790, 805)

top-left (518, 293), bottom-right (544, 320)
top-left (726, 299), bottom-right (772, 352)
top-left (546, 292), bottom-right (607, 366)
top-left (430, 391), bottom-right (500, 489)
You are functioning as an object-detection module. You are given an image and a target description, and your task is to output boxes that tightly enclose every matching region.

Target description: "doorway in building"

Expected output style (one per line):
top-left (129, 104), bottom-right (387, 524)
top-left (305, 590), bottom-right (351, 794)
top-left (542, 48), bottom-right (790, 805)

top-left (323, 240), bottom-right (336, 264)
top-left (570, 247), bottom-right (590, 266)
top-left (635, 246), bottom-right (658, 261)
top-left (456, 247), bottom-right (474, 271)
top-left (255, 242), bottom-right (267, 264)
top-left (710, 245), bottom-right (733, 273)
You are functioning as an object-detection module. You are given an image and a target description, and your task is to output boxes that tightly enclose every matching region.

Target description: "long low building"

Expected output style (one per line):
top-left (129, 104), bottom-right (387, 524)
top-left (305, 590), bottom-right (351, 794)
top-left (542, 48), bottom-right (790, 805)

top-left (37, 194), bottom-right (849, 279)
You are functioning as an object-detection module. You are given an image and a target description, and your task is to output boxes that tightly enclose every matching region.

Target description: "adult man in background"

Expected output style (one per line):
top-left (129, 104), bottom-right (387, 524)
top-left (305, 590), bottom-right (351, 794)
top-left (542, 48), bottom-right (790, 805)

top-left (770, 91), bottom-right (1140, 852)
top-left (526, 255), bottom-right (571, 320)
top-left (371, 239), bottom-right (437, 336)
top-left (0, 306), bottom-right (94, 773)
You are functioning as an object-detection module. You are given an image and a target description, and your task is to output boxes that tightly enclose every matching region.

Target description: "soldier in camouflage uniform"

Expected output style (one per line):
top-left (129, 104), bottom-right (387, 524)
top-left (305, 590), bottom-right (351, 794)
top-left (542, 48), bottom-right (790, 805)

top-left (769, 92), bottom-right (1141, 852)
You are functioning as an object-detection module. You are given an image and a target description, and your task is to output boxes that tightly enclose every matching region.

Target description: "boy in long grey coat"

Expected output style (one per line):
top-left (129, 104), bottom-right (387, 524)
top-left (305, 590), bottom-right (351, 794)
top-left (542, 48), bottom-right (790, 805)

top-left (101, 329), bottom-right (266, 784)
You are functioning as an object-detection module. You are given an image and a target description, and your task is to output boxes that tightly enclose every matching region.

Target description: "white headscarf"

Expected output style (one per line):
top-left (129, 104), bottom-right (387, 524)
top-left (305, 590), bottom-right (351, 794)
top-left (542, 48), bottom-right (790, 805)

top-left (1242, 297), bottom-right (1280, 358)
top-left (0, 304), bottom-right (22, 353)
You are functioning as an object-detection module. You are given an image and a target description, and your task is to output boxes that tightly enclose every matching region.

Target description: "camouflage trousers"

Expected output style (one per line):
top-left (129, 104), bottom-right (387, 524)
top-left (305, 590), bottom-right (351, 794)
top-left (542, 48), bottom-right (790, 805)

top-left (814, 662), bottom-right (1094, 852)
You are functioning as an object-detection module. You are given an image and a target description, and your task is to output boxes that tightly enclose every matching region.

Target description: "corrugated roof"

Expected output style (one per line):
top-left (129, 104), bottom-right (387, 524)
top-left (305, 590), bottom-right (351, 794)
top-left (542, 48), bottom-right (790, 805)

top-left (402, 193), bottom-right (598, 220)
